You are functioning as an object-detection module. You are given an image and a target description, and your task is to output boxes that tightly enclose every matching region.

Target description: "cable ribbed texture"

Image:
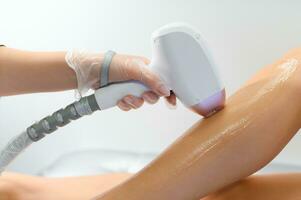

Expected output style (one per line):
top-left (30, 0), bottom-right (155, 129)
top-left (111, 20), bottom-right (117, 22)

top-left (0, 132), bottom-right (33, 174)
top-left (0, 94), bottom-right (99, 175)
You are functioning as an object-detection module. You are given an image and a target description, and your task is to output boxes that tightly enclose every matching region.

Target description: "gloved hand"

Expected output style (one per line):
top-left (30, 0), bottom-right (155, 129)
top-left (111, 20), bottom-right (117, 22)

top-left (65, 51), bottom-right (176, 111)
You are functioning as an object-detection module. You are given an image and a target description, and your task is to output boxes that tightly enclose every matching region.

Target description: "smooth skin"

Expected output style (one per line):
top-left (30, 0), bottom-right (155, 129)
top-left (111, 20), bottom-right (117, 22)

top-left (0, 172), bottom-right (131, 200)
top-left (92, 48), bottom-right (301, 200)
top-left (204, 173), bottom-right (301, 200)
top-left (0, 47), bottom-right (176, 110)
top-left (1, 172), bottom-right (301, 200)
top-left (1, 47), bottom-right (301, 199)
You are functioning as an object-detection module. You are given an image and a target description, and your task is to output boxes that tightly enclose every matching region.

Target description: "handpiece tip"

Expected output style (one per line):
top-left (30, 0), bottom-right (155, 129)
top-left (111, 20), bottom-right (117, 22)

top-left (190, 89), bottom-right (226, 117)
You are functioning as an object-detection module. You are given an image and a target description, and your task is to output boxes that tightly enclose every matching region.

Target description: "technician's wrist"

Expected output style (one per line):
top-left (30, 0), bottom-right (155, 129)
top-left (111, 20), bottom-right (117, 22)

top-left (65, 50), bottom-right (105, 96)
top-left (108, 54), bottom-right (150, 83)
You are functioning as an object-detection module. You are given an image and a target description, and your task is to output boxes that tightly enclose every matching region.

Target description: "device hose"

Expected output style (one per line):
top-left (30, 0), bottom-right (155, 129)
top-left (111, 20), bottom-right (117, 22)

top-left (0, 131), bottom-right (33, 173)
top-left (0, 94), bottom-right (100, 174)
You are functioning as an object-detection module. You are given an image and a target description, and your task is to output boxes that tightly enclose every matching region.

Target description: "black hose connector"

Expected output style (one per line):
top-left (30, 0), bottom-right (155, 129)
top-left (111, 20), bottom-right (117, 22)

top-left (26, 94), bottom-right (100, 142)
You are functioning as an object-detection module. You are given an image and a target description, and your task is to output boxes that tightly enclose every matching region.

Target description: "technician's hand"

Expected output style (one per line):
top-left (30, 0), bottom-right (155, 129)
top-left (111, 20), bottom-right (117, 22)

top-left (66, 51), bottom-right (176, 111)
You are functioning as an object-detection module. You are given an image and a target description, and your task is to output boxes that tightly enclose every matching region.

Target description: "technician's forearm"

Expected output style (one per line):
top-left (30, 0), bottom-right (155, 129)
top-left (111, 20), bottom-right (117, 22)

top-left (95, 49), bottom-right (301, 200)
top-left (0, 47), bottom-right (77, 96)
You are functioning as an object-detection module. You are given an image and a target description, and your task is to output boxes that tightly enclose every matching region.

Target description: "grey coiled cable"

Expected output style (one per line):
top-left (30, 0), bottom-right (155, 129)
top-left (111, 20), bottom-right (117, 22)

top-left (0, 50), bottom-right (116, 175)
top-left (0, 94), bottom-right (100, 174)
top-left (0, 131), bottom-right (33, 173)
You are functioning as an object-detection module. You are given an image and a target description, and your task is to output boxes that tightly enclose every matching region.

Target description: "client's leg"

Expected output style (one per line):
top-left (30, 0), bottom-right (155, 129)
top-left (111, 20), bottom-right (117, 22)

top-left (2, 172), bottom-right (301, 200)
top-left (204, 173), bottom-right (301, 200)
top-left (2, 49), bottom-right (301, 200)
top-left (94, 48), bottom-right (301, 200)
top-left (0, 172), bottom-right (131, 200)
top-left (0, 172), bottom-right (43, 200)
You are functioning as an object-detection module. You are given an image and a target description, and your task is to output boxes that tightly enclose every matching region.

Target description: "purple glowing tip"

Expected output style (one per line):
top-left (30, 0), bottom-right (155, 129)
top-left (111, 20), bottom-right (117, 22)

top-left (190, 89), bottom-right (226, 117)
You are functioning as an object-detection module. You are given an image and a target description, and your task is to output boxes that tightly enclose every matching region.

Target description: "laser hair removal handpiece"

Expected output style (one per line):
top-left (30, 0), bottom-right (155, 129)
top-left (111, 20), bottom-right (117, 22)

top-left (96, 23), bottom-right (225, 115)
top-left (0, 23), bottom-right (225, 174)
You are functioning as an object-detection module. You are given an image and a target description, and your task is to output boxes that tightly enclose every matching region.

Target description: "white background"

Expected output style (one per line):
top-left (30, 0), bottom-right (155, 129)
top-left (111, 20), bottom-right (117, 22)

top-left (1, 0), bottom-right (301, 174)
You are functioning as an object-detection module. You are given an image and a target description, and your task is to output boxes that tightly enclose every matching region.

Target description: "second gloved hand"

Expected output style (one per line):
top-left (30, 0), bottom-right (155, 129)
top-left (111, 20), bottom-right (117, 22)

top-left (65, 51), bottom-right (176, 111)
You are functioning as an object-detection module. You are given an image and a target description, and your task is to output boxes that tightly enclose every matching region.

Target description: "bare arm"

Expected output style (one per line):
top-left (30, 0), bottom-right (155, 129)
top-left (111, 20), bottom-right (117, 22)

top-left (95, 48), bottom-right (301, 200)
top-left (0, 47), bottom-right (175, 108)
top-left (0, 47), bottom-right (76, 96)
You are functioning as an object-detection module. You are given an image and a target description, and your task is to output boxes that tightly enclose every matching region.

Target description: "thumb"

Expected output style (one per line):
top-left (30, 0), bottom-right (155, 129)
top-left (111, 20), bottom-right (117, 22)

top-left (126, 58), bottom-right (170, 96)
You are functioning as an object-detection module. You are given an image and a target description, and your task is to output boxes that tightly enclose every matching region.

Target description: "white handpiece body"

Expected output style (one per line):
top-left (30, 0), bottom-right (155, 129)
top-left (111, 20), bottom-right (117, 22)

top-left (94, 23), bottom-right (225, 116)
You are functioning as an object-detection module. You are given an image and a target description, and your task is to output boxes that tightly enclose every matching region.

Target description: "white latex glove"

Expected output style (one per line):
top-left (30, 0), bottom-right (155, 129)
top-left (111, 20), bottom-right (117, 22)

top-left (66, 51), bottom-right (176, 111)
